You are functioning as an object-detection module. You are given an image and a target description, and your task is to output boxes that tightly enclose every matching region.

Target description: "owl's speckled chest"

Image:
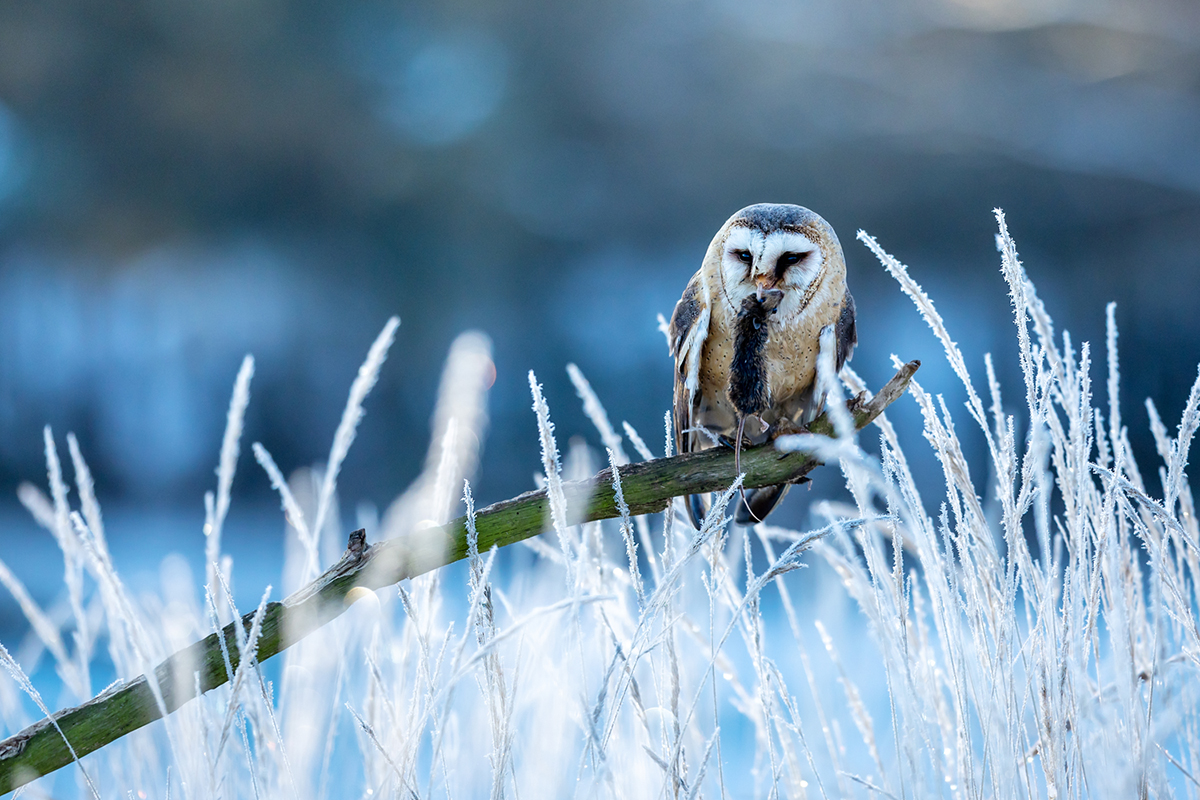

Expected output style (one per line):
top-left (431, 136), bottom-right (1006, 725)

top-left (697, 289), bottom-right (844, 431)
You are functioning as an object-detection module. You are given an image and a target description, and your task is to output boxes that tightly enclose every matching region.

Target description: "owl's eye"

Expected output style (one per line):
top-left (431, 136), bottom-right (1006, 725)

top-left (735, 250), bottom-right (752, 264)
top-left (779, 252), bottom-right (804, 267)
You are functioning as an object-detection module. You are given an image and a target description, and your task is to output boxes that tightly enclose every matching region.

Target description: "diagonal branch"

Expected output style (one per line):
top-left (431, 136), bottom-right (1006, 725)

top-left (0, 360), bottom-right (919, 794)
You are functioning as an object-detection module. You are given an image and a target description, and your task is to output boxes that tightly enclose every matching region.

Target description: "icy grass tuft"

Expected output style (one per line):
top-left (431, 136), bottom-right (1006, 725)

top-left (207, 355), bottom-right (255, 595)
top-left (3, 217), bottom-right (1200, 799)
top-left (309, 318), bottom-right (399, 577)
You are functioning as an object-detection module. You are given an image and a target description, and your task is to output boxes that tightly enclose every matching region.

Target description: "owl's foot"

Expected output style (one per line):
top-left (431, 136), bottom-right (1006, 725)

top-left (717, 432), bottom-right (754, 450)
top-left (766, 419), bottom-right (809, 440)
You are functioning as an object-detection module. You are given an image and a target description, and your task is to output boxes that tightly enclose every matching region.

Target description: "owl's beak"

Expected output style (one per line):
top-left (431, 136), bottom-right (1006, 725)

top-left (755, 277), bottom-right (783, 305)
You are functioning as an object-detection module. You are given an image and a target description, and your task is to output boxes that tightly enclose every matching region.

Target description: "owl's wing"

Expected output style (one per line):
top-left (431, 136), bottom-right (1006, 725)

top-left (835, 290), bottom-right (857, 373)
top-left (668, 272), bottom-right (709, 456)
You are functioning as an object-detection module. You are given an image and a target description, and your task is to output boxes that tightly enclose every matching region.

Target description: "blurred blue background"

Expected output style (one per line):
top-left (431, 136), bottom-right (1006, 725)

top-left (1, 0), bottom-right (1199, 634)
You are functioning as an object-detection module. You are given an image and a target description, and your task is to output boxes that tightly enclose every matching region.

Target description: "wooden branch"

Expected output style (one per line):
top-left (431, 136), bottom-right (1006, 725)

top-left (0, 360), bottom-right (919, 794)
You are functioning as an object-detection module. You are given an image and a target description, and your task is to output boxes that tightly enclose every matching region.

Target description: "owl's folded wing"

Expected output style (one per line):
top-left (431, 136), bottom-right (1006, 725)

top-left (836, 290), bottom-right (857, 373)
top-left (669, 271), bottom-right (710, 456)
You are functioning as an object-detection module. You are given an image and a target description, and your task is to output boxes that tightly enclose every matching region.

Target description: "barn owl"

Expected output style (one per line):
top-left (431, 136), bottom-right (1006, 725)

top-left (668, 204), bottom-right (857, 527)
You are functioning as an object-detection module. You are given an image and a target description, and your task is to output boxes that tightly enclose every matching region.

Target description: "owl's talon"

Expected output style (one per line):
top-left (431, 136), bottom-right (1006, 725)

top-left (718, 433), bottom-right (754, 450)
top-left (767, 420), bottom-right (809, 440)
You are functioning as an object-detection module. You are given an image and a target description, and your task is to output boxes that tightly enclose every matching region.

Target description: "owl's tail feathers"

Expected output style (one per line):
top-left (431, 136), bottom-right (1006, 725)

top-left (685, 415), bottom-right (776, 529)
top-left (684, 493), bottom-right (710, 530)
top-left (733, 484), bottom-right (790, 527)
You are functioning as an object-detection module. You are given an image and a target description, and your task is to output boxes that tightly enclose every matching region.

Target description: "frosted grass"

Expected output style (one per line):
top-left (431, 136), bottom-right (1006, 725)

top-left (207, 355), bottom-right (255, 597)
top-left (2, 215), bottom-right (1199, 799)
top-left (307, 317), bottom-right (399, 578)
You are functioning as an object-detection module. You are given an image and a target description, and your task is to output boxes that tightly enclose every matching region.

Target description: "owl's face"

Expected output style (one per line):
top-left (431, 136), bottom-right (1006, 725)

top-left (712, 204), bottom-right (843, 321)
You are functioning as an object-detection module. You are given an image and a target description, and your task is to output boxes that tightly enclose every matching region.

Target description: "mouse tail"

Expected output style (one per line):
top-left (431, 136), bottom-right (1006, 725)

top-left (734, 415), bottom-right (761, 524)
